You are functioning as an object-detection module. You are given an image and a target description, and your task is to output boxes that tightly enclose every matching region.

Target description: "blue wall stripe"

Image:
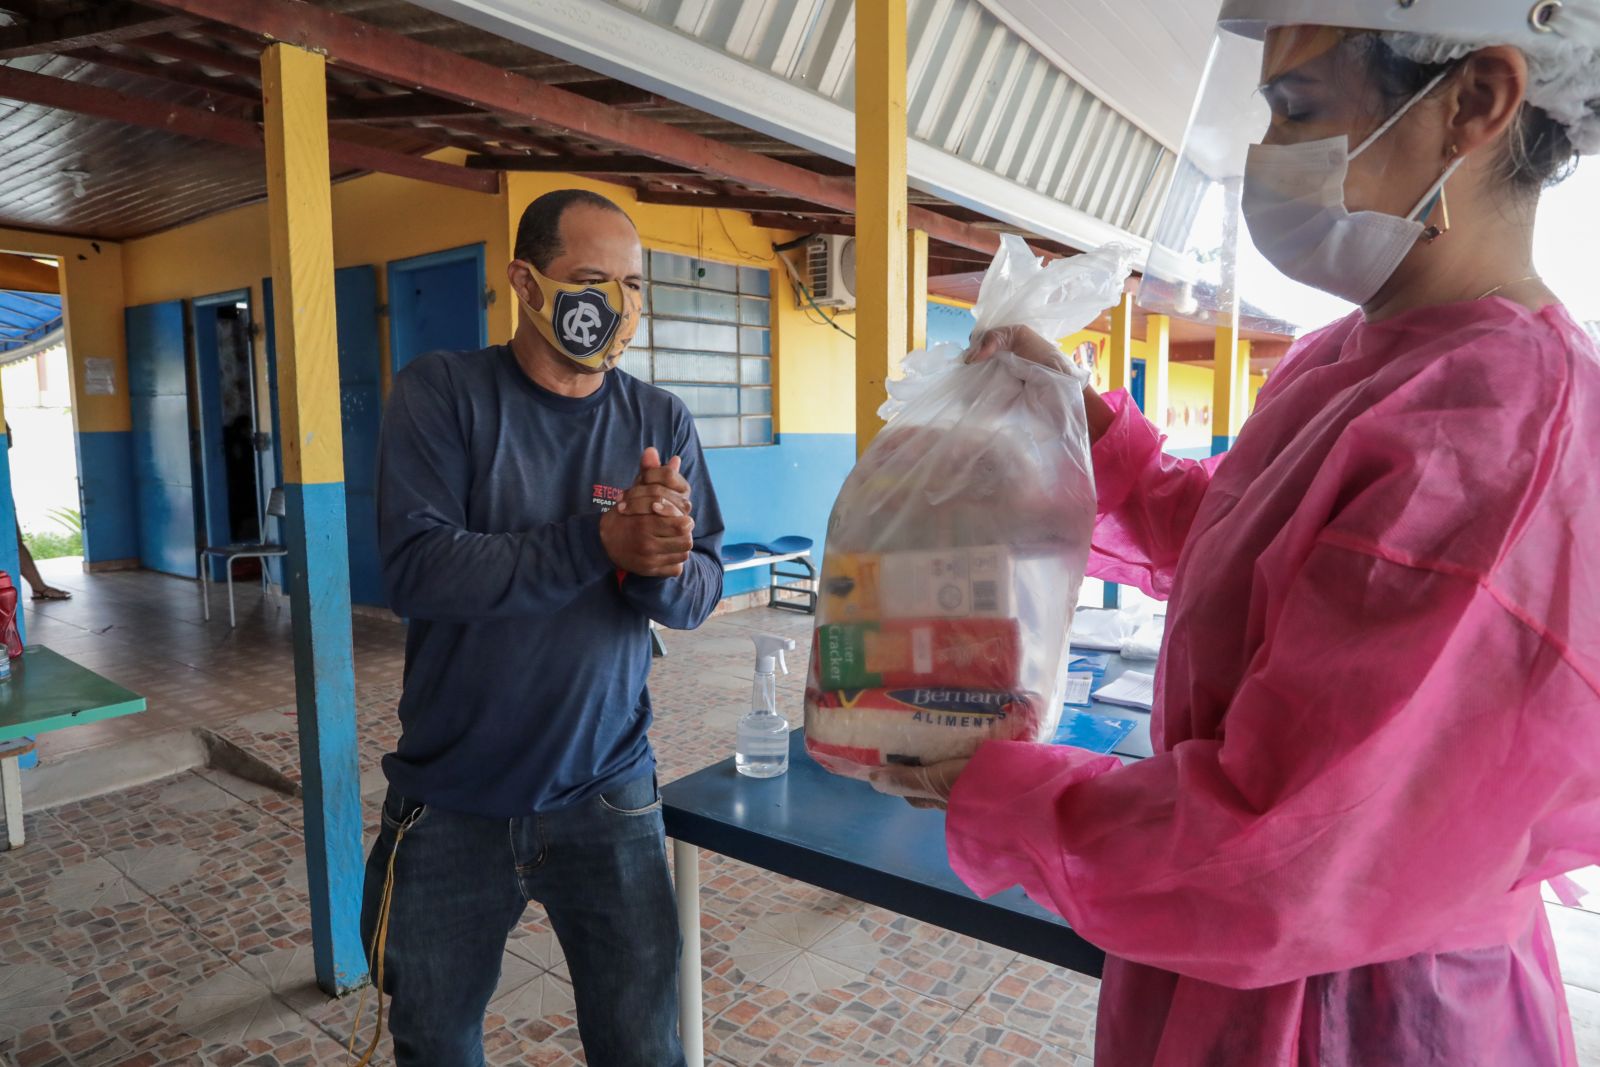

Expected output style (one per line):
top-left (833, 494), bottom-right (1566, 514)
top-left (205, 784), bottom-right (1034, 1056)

top-left (703, 433), bottom-right (854, 598)
top-left (282, 480), bottom-right (366, 993)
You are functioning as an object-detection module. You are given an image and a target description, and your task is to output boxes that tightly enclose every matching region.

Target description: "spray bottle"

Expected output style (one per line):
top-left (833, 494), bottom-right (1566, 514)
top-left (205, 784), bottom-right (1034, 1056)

top-left (737, 633), bottom-right (796, 778)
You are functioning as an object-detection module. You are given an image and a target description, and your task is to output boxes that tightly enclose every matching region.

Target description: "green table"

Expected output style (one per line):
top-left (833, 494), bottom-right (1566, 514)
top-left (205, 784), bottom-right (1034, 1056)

top-left (0, 646), bottom-right (146, 849)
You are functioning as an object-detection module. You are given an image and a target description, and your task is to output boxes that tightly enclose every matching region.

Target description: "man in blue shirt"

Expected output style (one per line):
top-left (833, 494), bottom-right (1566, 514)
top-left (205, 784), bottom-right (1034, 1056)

top-left (360, 189), bottom-right (724, 1066)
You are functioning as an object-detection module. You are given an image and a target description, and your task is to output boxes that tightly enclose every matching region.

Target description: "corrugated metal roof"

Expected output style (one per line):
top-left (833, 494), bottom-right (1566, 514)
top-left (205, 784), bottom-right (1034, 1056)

top-left (606, 0), bottom-right (1174, 238)
top-left (0, 288), bottom-right (62, 354)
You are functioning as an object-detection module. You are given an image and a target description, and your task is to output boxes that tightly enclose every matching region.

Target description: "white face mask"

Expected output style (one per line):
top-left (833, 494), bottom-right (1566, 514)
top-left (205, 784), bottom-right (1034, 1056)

top-left (1242, 72), bottom-right (1466, 306)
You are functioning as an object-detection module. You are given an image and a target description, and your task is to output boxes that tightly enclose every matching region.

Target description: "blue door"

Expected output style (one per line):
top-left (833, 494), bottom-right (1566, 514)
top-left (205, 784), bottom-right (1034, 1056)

top-left (334, 267), bottom-right (384, 607)
top-left (262, 267), bottom-right (385, 605)
top-left (126, 301), bottom-right (198, 578)
top-left (1132, 358), bottom-right (1147, 412)
top-left (386, 244), bottom-right (487, 376)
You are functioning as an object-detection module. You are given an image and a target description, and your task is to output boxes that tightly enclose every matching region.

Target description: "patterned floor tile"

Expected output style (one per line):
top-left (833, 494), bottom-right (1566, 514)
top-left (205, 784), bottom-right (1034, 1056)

top-left (704, 980), bottom-right (961, 1066)
top-left (41, 857), bottom-right (143, 912)
top-left (925, 1015), bottom-right (1094, 1067)
top-left (47, 779), bottom-right (317, 971)
top-left (964, 958), bottom-right (1101, 1057)
top-left (299, 949), bottom-right (587, 1066)
top-left (507, 924), bottom-right (571, 981)
top-left (830, 908), bottom-right (1018, 1011)
top-left (0, 962), bottom-right (74, 1043)
top-left (725, 911), bottom-right (877, 995)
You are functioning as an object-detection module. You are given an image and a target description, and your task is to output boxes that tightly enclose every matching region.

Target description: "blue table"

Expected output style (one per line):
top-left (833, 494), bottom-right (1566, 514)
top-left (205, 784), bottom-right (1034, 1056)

top-left (662, 653), bottom-right (1153, 1065)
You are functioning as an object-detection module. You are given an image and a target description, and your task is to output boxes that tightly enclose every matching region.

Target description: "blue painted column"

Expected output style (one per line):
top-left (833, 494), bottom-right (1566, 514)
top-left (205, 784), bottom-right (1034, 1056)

top-left (261, 41), bottom-right (366, 995)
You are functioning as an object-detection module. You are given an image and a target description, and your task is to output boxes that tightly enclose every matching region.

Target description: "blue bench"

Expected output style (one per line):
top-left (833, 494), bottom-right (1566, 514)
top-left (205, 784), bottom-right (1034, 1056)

top-left (720, 536), bottom-right (817, 615)
top-left (648, 537), bottom-right (817, 659)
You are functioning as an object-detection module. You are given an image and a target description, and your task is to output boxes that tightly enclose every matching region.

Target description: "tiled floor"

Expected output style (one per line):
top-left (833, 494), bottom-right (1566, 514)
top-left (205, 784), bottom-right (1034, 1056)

top-left (2, 559), bottom-right (1598, 1065)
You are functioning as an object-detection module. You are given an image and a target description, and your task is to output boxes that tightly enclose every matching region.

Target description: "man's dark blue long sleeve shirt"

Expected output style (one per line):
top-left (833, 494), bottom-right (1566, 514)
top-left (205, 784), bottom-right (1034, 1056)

top-left (377, 345), bottom-right (724, 816)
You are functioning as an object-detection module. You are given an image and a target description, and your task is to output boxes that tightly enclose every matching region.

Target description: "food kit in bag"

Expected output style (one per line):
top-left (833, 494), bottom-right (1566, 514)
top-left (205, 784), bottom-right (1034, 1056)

top-left (804, 236), bottom-right (1133, 779)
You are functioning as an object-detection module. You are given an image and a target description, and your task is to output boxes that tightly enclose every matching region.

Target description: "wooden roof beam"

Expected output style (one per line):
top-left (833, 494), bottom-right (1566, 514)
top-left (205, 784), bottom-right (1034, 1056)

top-left (328, 94), bottom-right (485, 124)
top-left (0, 64), bottom-right (498, 194)
top-left (748, 213), bottom-right (855, 237)
top-left (132, 32), bottom-right (260, 80)
top-left (0, 5), bottom-right (194, 59)
top-left (466, 153), bottom-right (694, 175)
top-left (635, 189), bottom-right (853, 216)
top-left (67, 43), bottom-right (261, 112)
top-left (561, 80), bottom-right (667, 110)
top-left (148, 0), bottom-right (1029, 259)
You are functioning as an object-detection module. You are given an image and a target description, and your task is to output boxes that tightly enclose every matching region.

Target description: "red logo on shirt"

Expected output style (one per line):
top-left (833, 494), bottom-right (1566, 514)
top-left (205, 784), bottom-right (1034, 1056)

top-left (592, 484), bottom-right (625, 510)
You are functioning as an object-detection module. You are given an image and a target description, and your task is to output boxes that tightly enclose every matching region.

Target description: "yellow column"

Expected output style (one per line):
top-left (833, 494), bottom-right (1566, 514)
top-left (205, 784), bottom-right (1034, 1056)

top-left (1212, 325), bottom-right (1252, 454)
top-left (854, 0), bottom-right (908, 456)
top-left (1147, 312), bottom-right (1170, 424)
top-left (1107, 290), bottom-right (1134, 396)
top-left (906, 228), bottom-right (928, 356)
top-left (261, 41), bottom-right (365, 997)
top-left (264, 44), bottom-right (343, 491)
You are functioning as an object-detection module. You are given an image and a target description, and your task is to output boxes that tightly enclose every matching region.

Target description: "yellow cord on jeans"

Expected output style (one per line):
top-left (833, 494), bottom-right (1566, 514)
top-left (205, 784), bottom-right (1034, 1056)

top-left (347, 810), bottom-right (419, 1066)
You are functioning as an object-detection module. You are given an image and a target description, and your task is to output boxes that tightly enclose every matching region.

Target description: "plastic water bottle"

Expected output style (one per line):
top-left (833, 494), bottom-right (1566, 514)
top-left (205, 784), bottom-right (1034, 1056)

top-left (737, 633), bottom-right (795, 778)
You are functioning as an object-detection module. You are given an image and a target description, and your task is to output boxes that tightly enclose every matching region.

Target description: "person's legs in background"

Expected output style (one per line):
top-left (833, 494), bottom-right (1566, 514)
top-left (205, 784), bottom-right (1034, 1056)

top-left (527, 773), bottom-right (685, 1067)
top-left (360, 791), bottom-right (528, 1067)
top-left (14, 520), bottom-right (68, 600)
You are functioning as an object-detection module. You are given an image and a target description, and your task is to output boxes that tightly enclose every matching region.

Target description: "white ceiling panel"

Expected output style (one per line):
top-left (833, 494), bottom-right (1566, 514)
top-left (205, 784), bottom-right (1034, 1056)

top-left (981, 0), bottom-right (1223, 149)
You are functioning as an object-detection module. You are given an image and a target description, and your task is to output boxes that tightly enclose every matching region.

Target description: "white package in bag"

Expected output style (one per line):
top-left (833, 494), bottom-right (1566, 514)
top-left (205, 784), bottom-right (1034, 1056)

top-left (805, 236), bottom-right (1135, 779)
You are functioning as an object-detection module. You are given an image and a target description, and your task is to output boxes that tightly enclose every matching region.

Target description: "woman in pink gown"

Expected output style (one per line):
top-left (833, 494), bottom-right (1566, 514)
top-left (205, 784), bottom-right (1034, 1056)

top-left (872, 7), bottom-right (1600, 1065)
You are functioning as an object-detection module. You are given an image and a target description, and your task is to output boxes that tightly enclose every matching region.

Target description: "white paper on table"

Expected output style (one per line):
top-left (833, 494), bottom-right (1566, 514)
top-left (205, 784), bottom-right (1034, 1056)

top-left (1093, 670), bottom-right (1156, 711)
top-left (1063, 674), bottom-right (1094, 706)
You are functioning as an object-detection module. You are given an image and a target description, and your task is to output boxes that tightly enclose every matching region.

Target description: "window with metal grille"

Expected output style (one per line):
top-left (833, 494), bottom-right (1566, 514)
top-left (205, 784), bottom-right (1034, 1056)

top-left (615, 249), bottom-right (773, 448)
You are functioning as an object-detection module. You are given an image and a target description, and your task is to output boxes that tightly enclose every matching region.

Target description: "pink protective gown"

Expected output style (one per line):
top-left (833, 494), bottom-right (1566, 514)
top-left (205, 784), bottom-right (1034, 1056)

top-left (947, 298), bottom-right (1600, 1066)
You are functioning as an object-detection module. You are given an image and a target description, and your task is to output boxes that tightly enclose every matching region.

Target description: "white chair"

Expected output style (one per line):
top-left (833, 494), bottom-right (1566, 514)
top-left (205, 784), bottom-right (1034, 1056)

top-left (201, 488), bottom-right (289, 627)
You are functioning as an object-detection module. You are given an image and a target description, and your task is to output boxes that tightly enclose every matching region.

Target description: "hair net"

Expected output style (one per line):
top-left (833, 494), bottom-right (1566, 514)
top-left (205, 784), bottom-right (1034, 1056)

top-left (1384, 4), bottom-right (1600, 154)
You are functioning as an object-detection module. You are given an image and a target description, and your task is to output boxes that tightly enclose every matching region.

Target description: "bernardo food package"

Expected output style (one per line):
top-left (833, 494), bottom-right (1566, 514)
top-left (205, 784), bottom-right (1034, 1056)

top-left (804, 236), bottom-right (1133, 780)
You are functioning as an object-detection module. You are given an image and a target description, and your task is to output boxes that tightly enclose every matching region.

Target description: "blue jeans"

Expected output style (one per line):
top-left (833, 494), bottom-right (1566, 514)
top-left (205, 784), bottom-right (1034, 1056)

top-left (360, 773), bottom-right (685, 1067)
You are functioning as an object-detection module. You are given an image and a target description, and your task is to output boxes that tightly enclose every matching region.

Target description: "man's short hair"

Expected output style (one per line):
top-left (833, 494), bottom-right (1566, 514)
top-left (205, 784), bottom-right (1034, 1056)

top-left (513, 189), bottom-right (632, 271)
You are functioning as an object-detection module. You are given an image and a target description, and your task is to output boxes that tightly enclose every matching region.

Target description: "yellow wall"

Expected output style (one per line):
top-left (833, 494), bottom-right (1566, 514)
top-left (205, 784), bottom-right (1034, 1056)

top-left (122, 149), bottom-right (511, 420)
top-left (116, 163), bottom-right (862, 444)
top-left (0, 227), bottom-right (127, 434)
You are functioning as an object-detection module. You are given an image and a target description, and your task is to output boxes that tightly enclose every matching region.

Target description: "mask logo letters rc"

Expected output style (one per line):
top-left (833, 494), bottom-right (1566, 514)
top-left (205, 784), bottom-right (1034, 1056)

top-left (552, 287), bottom-right (619, 359)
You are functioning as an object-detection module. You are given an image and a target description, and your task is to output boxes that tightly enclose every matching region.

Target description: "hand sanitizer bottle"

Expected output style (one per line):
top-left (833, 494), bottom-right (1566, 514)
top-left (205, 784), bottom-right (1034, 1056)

top-left (737, 633), bottom-right (796, 778)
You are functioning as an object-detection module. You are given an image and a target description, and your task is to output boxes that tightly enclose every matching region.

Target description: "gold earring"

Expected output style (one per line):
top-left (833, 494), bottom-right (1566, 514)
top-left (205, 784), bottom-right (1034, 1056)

top-left (1423, 145), bottom-right (1458, 243)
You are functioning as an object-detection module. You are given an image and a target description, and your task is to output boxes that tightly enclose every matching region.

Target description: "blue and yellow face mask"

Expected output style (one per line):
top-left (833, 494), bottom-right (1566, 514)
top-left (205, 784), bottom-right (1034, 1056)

top-left (517, 262), bottom-right (642, 370)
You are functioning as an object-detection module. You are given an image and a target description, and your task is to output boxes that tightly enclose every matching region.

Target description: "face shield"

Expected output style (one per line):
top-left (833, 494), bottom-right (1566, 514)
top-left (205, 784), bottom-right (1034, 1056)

top-left (1140, 25), bottom-right (1368, 330)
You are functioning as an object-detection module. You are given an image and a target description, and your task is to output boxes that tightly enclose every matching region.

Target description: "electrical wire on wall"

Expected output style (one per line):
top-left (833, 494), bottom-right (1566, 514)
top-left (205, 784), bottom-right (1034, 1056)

top-left (711, 208), bottom-right (774, 265)
top-left (772, 234), bottom-right (855, 340)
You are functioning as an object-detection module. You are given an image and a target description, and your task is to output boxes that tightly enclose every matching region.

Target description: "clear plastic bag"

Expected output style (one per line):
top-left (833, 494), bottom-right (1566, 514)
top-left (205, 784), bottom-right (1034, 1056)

top-left (804, 236), bottom-right (1135, 779)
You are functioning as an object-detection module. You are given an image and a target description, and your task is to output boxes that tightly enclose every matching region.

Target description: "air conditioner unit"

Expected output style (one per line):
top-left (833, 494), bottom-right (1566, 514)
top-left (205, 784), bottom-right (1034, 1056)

top-left (805, 235), bottom-right (856, 309)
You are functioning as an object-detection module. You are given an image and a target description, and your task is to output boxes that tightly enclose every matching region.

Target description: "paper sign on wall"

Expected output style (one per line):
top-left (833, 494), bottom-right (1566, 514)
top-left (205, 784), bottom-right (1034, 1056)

top-left (84, 357), bottom-right (115, 396)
